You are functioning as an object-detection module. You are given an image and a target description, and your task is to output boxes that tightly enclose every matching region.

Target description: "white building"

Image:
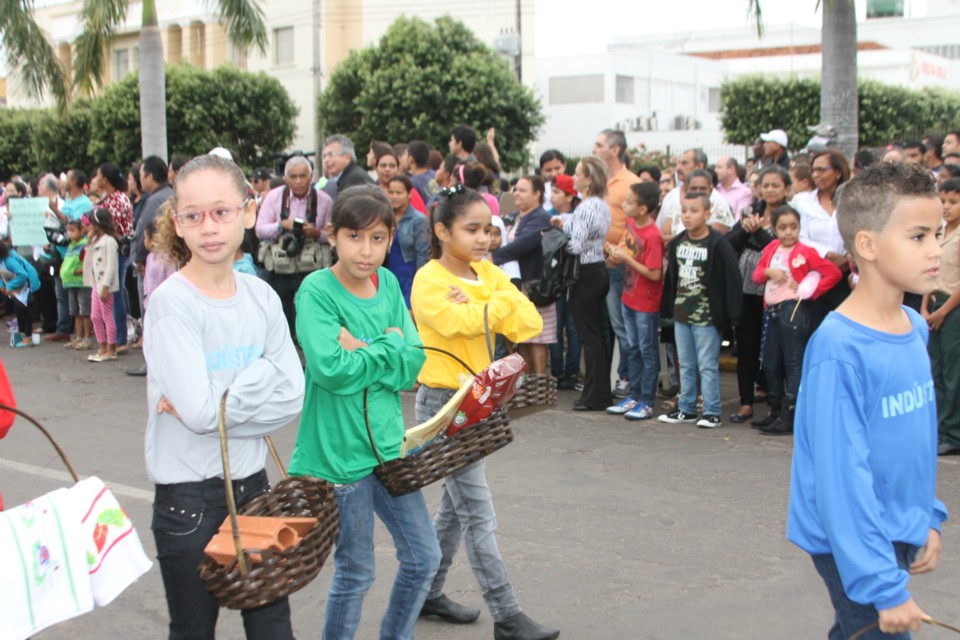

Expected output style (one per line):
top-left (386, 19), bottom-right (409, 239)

top-left (11, 0), bottom-right (535, 158)
top-left (536, 0), bottom-right (960, 160)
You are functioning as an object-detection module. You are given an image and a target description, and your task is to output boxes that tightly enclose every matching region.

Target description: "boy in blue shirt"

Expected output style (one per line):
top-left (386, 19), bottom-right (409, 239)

top-left (788, 162), bottom-right (948, 638)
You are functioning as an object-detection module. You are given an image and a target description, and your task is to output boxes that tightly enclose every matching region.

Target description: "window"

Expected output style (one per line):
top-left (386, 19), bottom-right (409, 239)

top-left (274, 27), bottom-right (294, 66)
top-left (549, 74), bottom-right (604, 105)
top-left (708, 87), bottom-right (721, 113)
top-left (615, 75), bottom-right (634, 104)
top-left (113, 49), bottom-right (130, 81)
top-left (867, 0), bottom-right (904, 18)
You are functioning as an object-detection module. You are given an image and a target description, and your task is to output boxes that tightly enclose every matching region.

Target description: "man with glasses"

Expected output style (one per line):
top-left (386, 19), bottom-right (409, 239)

top-left (320, 134), bottom-right (374, 200)
top-left (256, 155), bottom-right (333, 340)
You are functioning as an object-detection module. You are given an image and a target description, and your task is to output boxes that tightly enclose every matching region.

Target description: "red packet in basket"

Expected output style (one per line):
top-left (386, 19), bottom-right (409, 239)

top-left (447, 354), bottom-right (526, 436)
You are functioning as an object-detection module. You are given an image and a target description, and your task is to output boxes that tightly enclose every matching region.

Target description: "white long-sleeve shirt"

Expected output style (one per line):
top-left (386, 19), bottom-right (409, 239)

top-left (793, 190), bottom-right (847, 258)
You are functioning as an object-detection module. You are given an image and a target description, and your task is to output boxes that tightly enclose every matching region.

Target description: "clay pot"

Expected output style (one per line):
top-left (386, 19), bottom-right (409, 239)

top-left (204, 516), bottom-right (309, 566)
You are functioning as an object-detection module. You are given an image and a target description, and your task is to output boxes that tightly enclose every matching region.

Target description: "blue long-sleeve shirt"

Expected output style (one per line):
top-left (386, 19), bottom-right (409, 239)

top-left (0, 253), bottom-right (41, 292)
top-left (788, 307), bottom-right (948, 611)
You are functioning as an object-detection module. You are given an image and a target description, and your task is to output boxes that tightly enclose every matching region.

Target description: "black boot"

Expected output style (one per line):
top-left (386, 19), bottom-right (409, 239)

top-left (419, 594), bottom-right (480, 624)
top-left (751, 396), bottom-right (781, 428)
top-left (760, 395), bottom-right (794, 436)
top-left (494, 612), bottom-right (560, 640)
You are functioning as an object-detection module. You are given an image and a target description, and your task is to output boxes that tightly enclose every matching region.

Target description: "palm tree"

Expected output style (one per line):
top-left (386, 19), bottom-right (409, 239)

top-left (749, 0), bottom-right (859, 158)
top-left (2, 0), bottom-right (269, 161)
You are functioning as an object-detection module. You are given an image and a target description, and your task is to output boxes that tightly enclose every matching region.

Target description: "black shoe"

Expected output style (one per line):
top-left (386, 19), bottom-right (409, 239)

top-left (125, 365), bottom-right (147, 377)
top-left (657, 384), bottom-right (679, 399)
top-left (419, 594), bottom-right (480, 624)
top-left (938, 443), bottom-right (960, 456)
top-left (759, 417), bottom-right (793, 436)
top-left (572, 401), bottom-right (604, 412)
top-left (750, 399), bottom-right (781, 428)
top-left (557, 377), bottom-right (577, 391)
top-left (494, 612), bottom-right (560, 640)
top-left (729, 412), bottom-right (754, 424)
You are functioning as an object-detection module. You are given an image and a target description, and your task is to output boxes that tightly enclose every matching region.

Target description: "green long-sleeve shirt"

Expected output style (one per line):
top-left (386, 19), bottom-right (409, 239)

top-left (288, 268), bottom-right (425, 484)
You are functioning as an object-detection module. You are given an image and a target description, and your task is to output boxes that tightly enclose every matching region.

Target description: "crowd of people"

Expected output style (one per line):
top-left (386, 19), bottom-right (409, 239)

top-left (0, 121), bottom-right (957, 639)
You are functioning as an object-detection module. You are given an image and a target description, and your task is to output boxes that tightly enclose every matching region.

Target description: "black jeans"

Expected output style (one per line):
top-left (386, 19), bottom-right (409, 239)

top-left (571, 262), bottom-right (611, 408)
top-left (152, 469), bottom-right (294, 640)
top-left (763, 299), bottom-right (812, 402)
top-left (267, 272), bottom-right (307, 343)
top-left (736, 294), bottom-right (765, 406)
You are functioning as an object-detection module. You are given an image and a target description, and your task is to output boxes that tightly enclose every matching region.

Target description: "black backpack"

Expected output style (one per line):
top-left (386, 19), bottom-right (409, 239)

top-left (528, 227), bottom-right (579, 306)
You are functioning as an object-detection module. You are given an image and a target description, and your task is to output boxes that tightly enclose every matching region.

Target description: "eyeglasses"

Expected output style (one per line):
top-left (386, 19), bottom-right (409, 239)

top-left (173, 200), bottom-right (248, 227)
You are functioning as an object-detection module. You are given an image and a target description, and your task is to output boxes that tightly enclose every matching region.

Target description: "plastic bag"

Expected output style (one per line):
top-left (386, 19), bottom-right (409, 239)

top-left (447, 354), bottom-right (527, 437)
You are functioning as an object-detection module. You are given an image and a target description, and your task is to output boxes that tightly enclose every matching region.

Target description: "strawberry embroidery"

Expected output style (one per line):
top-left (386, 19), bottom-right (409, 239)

top-left (791, 255), bottom-right (807, 269)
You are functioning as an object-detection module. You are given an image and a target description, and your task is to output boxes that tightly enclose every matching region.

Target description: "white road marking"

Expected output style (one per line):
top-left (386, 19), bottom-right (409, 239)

top-left (0, 457), bottom-right (153, 501)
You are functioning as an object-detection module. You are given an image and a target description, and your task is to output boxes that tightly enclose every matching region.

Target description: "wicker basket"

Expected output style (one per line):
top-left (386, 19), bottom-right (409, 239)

top-left (198, 392), bottom-right (339, 610)
top-left (507, 374), bottom-right (558, 418)
top-left (371, 408), bottom-right (512, 497)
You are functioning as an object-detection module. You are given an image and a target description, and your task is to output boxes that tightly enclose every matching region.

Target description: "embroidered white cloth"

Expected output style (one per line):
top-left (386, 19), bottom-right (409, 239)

top-left (0, 477), bottom-right (152, 640)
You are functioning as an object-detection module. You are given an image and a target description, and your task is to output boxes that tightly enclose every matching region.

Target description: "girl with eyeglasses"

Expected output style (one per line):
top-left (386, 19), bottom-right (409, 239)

top-left (144, 155), bottom-right (304, 638)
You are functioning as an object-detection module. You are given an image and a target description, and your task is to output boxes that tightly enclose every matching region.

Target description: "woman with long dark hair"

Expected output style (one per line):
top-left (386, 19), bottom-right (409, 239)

top-left (725, 165), bottom-right (789, 426)
top-left (95, 162), bottom-right (134, 352)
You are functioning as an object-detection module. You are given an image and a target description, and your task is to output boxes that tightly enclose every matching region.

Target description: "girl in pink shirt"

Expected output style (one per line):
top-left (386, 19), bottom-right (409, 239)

top-left (751, 205), bottom-right (842, 435)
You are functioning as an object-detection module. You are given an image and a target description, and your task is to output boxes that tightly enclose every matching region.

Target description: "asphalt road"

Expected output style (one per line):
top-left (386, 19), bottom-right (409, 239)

top-left (2, 341), bottom-right (960, 639)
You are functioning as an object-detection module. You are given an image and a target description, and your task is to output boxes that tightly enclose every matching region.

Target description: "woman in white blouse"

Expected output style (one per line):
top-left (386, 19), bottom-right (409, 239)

top-left (791, 149), bottom-right (852, 323)
top-left (564, 157), bottom-right (612, 411)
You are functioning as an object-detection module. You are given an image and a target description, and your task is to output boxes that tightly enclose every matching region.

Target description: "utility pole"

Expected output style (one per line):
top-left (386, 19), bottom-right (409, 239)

top-left (515, 0), bottom-right (522, 81)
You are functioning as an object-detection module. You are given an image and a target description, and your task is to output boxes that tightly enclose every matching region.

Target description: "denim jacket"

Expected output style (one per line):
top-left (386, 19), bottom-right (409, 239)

top-left (396, 205), bottom-right (430, 268)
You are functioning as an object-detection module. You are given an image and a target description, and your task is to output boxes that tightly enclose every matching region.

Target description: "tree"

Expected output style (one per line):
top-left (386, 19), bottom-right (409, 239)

top-left (720, 76), bottom-right (960, 148)
top-left (0, 66), bottom-right (297, 179)
top-left (88, 65), bottom-right (298, 169)
top-left (748, 0), bottom-right (859, 158)
top-left (2, 0), bottom-right (269, 161)
top-left (317, 16), bottom-right (544, 172)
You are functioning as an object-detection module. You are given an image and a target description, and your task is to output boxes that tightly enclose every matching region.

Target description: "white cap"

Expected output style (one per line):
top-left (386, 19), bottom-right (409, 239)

top-left (208, 147), bottom-right (233, 161)
top-left (760, 129), bottom-right (788, 148)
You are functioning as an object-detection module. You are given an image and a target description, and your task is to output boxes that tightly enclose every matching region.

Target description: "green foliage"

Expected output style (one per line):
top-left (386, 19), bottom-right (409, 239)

top-left (317, 15), bottom-right (544, 172)
top-left (0, 65), bottom-right (297, 180)
top-left (720, 76), bottom-right (960, 148)
top-left (91, 65), bottom-right (298, 168)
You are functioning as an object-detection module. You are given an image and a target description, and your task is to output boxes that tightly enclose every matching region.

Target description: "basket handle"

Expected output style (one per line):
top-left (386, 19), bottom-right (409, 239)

top-left (363, 389), bottom-right (385, 468)
top-left (364, 303), bottom-right (493, 465)
top-left (216, 390), bottom-right (248, 576)
top-left (0, 403), bottom-right (79, 483)
top-left (850, 618), bottom-right (960, 640)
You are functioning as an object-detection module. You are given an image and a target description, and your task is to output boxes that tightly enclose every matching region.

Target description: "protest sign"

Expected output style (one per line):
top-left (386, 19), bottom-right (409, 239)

top-left (8, 198), bottom-right (52, 247)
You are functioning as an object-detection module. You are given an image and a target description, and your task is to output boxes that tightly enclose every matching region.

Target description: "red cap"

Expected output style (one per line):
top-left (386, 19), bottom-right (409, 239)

top-left (553, 174), bottom-right (577, 197)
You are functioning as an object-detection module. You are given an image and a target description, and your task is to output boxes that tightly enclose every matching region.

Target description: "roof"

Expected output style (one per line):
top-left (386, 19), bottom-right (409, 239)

top-left (690, 41), bottom-right (889, 60)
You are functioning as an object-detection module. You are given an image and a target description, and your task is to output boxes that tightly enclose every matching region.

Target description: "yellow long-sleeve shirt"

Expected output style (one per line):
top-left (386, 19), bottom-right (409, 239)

top-left (411, 259), bottom-right (543, 389)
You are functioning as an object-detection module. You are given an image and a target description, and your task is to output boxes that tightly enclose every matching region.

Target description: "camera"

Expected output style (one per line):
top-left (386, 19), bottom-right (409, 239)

top-left (280, 217), bottom-right (305, 257)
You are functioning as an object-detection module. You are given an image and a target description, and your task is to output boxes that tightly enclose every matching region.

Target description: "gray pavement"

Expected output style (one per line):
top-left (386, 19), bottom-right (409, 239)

top-left (2, 340), bottom-right (960, 639)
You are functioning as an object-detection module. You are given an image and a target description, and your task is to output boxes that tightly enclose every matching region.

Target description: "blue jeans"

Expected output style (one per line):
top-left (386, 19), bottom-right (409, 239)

top-left (415, 385), bottom-right (522, 622)
top-left (622, 305), bottom-right (660, 407)
top-left (113, 254), bottom-right (130, 345)
top-left (605, 266), bottom-right (629, 380)
top-left (811, 543), bottom-right (917, 640)
top-left (674, 322), bottom-right (722, 416)
top-left (549, 292), bottom-right (581, 379)
top-left (152, 469), bottom-right (293, 640)
top-left (325, 474), bottom-right (440, 640)
top-left (763, 300), bottom-right (812, 401)
top-left (54, 275), bottom-right (72, 335)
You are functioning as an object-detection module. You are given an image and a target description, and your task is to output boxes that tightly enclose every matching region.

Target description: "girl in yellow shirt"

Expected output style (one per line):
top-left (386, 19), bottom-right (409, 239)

top-left (410, 185), bottom-right (559, 639)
